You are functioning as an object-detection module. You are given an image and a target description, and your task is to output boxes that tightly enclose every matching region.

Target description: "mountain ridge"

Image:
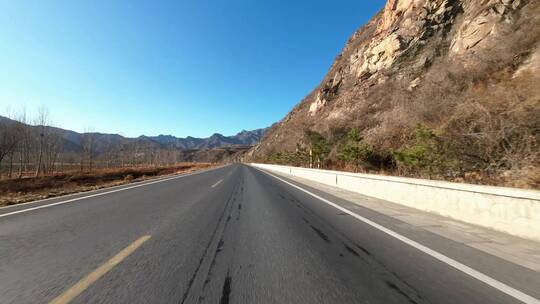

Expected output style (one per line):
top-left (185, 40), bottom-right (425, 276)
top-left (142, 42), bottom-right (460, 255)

top-left (0, 115), bottom-right (268, 154)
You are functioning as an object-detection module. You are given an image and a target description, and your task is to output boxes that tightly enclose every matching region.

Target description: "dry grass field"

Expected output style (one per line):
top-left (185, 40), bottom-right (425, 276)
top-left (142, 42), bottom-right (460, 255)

top-left (0, 162), bottom-right (215, 207)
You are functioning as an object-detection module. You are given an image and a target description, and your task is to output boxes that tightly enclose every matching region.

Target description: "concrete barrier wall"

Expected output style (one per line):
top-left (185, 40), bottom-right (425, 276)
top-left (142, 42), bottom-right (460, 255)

top-left (250, 163), bottom-right (540, 242)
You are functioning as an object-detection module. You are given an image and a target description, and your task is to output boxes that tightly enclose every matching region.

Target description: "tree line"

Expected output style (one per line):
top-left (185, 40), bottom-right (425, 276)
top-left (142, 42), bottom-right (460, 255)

top-left (263, 126), bottom-right (456, 177)
top-left (0, 107), bottom-right (61, 178)
top-left (0, 107), bottom-right (190, 179)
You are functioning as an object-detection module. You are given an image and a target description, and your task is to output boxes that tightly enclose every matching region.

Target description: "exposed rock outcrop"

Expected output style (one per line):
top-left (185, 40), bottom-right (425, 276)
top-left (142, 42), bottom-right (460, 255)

top-left (450, 0), bottom-right (523, 55)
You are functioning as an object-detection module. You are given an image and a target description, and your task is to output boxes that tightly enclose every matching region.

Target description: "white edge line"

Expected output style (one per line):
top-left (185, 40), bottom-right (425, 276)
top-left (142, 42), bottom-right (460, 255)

top-left (0, 165), bottom-right (227, 218)
top-left (211, 180), bottom-right (223, 188)
top-left (0, 165), bottom-right (227, 211)
top-left (253, 166), bottom-right (540, 304)
top-left (0, 174), bottom-right (175, 210)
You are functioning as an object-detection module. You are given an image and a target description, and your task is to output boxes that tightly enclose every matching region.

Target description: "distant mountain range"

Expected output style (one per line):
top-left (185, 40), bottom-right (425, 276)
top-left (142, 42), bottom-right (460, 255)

top-left (0, 115), bottom-right (268, 154)
top-left (143, 128), bottom-right (268, 150)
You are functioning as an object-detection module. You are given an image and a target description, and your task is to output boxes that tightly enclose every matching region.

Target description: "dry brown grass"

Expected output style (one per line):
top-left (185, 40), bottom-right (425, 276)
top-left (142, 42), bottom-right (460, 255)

top-left (0, 162), bottom-right (214, 207)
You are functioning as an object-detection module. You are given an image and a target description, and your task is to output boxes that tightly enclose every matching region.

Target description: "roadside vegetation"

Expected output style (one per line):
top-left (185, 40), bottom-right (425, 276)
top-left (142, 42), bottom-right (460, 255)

top-left (259, 68), bottom-right (540, 188)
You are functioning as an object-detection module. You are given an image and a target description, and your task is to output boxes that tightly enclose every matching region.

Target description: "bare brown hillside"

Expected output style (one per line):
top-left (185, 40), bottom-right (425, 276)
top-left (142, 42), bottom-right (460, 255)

top-left (249, 0), bottom-right (540, 188)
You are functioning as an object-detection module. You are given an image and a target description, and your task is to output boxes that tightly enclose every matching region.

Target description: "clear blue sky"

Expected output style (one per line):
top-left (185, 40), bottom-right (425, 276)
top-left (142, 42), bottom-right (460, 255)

top-left (0, 0), bottom-right (385, 138)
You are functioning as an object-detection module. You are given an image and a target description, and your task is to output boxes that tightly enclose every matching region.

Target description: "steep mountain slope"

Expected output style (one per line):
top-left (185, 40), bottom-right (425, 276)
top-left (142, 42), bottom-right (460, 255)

top-left (250, 0), bottom-right (540, 187)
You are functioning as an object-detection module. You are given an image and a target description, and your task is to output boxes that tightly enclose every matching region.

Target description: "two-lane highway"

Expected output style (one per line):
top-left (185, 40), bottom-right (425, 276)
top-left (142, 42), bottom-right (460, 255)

top-left (1, 164), bottom-right (539, 303)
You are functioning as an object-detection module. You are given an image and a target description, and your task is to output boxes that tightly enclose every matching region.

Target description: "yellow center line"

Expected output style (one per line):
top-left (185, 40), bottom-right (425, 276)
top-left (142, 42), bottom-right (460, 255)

top-left (49, 235), bottom-right (151, 304)
top-left (211, 180), bottom-right (223, 188)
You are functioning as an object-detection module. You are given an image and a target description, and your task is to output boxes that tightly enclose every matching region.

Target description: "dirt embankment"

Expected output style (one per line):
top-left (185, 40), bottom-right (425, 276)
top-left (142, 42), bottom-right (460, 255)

top-left (0, 163), bottom-right (215, 207)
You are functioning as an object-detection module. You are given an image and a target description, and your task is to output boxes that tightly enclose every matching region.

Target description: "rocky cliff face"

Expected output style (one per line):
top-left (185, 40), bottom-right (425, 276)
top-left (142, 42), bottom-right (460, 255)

top-left (250, 0), bottom-right (539, 187)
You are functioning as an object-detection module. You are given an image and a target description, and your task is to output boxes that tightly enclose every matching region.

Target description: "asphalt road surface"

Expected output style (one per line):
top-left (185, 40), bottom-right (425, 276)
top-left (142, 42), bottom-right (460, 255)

top-left (1, 164), bottom-right (539, 304)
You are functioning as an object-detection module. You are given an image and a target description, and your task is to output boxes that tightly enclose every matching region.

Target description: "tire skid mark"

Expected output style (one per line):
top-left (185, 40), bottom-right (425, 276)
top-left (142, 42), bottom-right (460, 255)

top-left (196, 174), bottom-right (244, 303)
top-left (354, 243), bottom-right (372, 256)
top-left (219, 271), bottom-right (232, 304)
top-left (198, 201), bottom-right (236, 300)
top-left (386, 280), bottom-right (420, 304)
top-left (344, 243), bottom-right (360, 257)
top-left (179, 174), bottom-right (239, 304)
top-left (310, 225), bottom-right (331, 243)
top-left (253, 168), bottom-right (427, 303)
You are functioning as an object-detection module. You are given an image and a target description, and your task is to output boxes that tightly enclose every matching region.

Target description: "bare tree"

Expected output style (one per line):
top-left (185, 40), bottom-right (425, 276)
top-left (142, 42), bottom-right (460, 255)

top-left (7, 116), bottom-right (26, 178)
top-left (81, 128), bottom-right (95, 172)
top-left (14, 107), bottom-right (32, 178)
top-left (44, 131), bottom-right (62, 174)
top-left (0, 116), bottom-right (19, 176)
top-left (33, 107), bottom-right (50, 177)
